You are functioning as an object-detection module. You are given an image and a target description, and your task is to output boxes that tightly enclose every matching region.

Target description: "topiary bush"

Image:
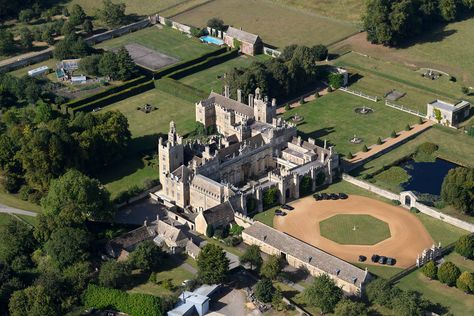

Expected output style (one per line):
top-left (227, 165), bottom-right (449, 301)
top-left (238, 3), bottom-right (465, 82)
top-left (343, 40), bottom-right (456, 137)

top-left (362, 145), bottom-right (369, 152)
top-left (421, 260), bottom-right (438, 279)
top-left (438, 262), bottom-right (461, 286)
top-left (376, 137), bottom-right (383, 145)
top-left (390, 130), bottom-right (397, 138)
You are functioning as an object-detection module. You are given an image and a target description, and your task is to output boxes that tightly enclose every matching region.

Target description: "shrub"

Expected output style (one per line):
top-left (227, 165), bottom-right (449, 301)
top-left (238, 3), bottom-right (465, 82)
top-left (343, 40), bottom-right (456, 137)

top-left (255, 278), bottom-right (275, 303)
top-left (438, 262), bottom-right (461, 286)
top-left (229, 225), bottom-right (244, 236)
top-left (346, 152), bottom-right (354, 159)
top-left (461, 86), bottom-right (469, 95)
top-left (164, 19), bottom-right (172, 27)
top-left (456, 271), bottom-right (474, 293)
top-left (418, 117), bottom-right (424, 124)
top-left (299, 97), bottom-right (305, 105)
top-left (405, 124), bottom-right (411, 131)
top-left (206, 225), bottom-right (214, 238)
top-left (314, 91), bottom-right (319, 98)
top-left (410, 207), bottom-right (420, 213)
top-left (362, 145), bottom-right (369, 152)
top-left (284, 104), bottom-right (291, 111)
top-left (391, 200), bottom-right (401, 206)
top-left (390, 130), bottom-right (397, 138)
top-left (376, 137), bottom-right (382, 145)
top-left (455, 235), bottom-right (474, 259)
top-left (421, 260), bottom-right (438, 279)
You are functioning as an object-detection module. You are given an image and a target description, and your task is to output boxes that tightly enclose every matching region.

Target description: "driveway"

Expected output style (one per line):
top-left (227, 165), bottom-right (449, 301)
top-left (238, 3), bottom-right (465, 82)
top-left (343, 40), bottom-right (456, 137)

top-left (0, 204), bottom-right (37, 217)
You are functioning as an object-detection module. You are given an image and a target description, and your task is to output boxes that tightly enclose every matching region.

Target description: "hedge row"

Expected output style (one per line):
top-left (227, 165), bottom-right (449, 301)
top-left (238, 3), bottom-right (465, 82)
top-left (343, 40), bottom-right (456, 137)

top-left (65, 75), bottom-right (150, 109)
top-left (71, 80), bottom-right (155, 113)
top-left (154, 46), bottom-right (227, 79)
top-left (167, 49), bottom-right (239, 80)
top-left (155, 78), bottom-right (208, 103)
top-left (83, 284), bottom-right (163, 316)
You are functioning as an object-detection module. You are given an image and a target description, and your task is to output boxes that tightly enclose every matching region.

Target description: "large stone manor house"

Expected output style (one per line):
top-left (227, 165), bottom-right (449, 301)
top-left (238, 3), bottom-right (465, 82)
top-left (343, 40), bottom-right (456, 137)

top-left (154, 87), bottom-right (339, 235)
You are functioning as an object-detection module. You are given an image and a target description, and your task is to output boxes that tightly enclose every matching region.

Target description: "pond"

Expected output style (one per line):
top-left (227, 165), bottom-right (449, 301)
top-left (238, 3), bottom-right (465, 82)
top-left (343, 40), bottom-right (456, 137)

top-left (400, 158), bottom-right (459, 196)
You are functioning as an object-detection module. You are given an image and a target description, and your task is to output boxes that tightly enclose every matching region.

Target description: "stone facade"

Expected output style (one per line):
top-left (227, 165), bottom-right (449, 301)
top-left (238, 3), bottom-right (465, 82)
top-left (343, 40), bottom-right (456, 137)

top-left (427, 99), bottom-right (470, 127)
top-left (223, 26), bottom-right (263, 56)
top-left (155, 88), bottom-right (339, 234)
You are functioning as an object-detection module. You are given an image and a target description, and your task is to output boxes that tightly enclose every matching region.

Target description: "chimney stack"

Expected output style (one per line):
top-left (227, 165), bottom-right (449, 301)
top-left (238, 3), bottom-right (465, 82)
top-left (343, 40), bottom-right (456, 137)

top-left (271, 98), bottom-right (276, 107)
top-left (237, 89), bottom-right (242, 103)
top-left (224, 85), bottom-right (230, 98)
top-left (248, 94), bottom-right (254, 107)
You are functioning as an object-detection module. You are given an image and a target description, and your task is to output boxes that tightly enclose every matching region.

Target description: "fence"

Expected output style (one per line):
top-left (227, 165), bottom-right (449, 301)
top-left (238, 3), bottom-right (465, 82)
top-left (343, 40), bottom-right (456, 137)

top-left (342, 174), bottom-right (474, 232)
top-left (385, 100), bottom-right (426, 118)
top-left (339, 87), bottom-right (379, 102)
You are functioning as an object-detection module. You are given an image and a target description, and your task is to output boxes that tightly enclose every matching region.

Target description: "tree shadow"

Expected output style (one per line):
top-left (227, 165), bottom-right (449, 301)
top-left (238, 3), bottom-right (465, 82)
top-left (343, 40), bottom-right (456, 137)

top-left (397, 26), bottom-right (457, 49)
top-left (299, 127), bottom-right (336, 145)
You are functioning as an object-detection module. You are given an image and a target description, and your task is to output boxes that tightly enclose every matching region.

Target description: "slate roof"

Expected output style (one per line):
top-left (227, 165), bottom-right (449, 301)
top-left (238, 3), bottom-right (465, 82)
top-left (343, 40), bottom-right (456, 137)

top-left (203, 201), bottom-right (235, 226)
top-left (156, 220), bottom-right (188, 244)
top-left (243, 222), bottom-right (368, 288)
top-left (217, 134), bottom-right (265, 161)
top-left (209, 92), bottom-right (255, 118)
top-left (226, 26), bottom-right (261, 44)
top-left (428, 99), bottom-right (470, 112)
top-left (106, 226), bottom-right (156, 258)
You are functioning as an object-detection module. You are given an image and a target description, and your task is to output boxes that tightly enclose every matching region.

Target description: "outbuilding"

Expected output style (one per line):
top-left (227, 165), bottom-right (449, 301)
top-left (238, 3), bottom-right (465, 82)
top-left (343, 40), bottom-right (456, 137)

top-left (224, 26), bottom-right (263, 56)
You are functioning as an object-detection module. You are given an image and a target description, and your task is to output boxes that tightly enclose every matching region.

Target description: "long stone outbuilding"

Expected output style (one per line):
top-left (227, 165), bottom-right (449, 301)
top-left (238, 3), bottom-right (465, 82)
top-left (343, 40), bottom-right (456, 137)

top-left (242, 222), bottom-right (369, 295)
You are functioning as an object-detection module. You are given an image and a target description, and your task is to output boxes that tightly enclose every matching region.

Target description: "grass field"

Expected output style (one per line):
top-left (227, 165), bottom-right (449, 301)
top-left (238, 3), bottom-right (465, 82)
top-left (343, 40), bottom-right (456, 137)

top-left (372, 166), bottom-right (411, 193)
top-left (320, 214), bottom-right (391, 245)
top-left (178, 54), bottom-right (269, 93)
top-left (0, 213), bottom-right (13, 226)
top-left (280, 91), bottom-right (419, 156)
top-left (8, 58), bottom-right (58, 78)
top-left (68, 0), bottom-right (187, 16)
top-left (0, 190), bottom-right (42, 213)
top-left (96, 26), bottom-right (218, 61)
top-left (415, 213), bottom-right (468, 247)
top-left (173, 0), bottom-right (358, 48)
top-left (331, 17), bottom-right (474, 86)
top-left (396, 252), bottom-right (474, 316)
top-left (334, 52), bottom-right (473, 114)
top-left (354, 262), bottom-right (404, 280)
top-left (352, 125), bottom-right (474, 177)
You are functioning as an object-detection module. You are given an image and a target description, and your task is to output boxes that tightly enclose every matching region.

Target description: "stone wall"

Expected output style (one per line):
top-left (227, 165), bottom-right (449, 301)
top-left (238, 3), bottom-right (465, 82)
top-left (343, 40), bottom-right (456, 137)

top-left (0, 48), bottom-right (53, 73)
top-left (342, 174), bottom-right (399, 200)
top-left (156, 15), bottom-right (192, 34)
top-left (234, 212), bottom-right (255, 228)
top-left (85, 18), bottom-right (151, 45)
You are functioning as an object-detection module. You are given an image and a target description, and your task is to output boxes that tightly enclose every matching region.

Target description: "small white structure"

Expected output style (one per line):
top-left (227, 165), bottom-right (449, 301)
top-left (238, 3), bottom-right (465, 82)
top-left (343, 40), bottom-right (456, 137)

top-left (71, 75), bottom-right (87, 84)
top-left (28, 66), bottom-right (49, 77)
top-left (167, 284), bottom-right (220, 316)
top-left (336, 67), bottom-right (349, 87)
top-left (427, 99), bottom-right (470, 127)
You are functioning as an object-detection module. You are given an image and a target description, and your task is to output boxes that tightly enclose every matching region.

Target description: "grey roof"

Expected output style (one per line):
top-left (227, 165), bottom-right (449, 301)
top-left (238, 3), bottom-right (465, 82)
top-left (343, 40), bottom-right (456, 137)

top-left (226, 26), bottom-right (261, 44)
top-left (428, 99), bottom-right (470, 112)
top-left (203, 201), bottom-right (235, 226)
top-left (156, 220), bottom-right (188, 243)
top-left (107, 226), bottom-right (156, 257)
top-left (217, 134), bottom-right (265, 161)
top-left (243, 222), bottom-right (368, 288)
top-left (209, 92), bottom-right (255, 118)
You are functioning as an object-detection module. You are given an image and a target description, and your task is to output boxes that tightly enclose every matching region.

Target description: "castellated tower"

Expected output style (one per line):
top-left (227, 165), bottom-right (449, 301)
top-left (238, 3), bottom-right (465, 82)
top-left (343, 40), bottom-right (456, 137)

top-left (252, 87), bottom-right (277, 124)
top-left (158, 121), bottom-right (184, 176)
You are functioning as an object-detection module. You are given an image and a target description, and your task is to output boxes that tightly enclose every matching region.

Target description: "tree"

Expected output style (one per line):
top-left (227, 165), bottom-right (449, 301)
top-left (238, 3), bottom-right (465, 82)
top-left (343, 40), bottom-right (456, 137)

top-left (61, 22), bottom-right (76, 36)
top-left (255, 278), bottom-right (275, 303)
top-left (9, 286), bottom-right (59, 316)
top-left (69, 4), bottom-right (86, 26)
top-left (311, 44), bottom-right (328, 61)
top-left (79, 54), bottom-right (101, 76)
top-left (391, 289), bottom-right (427, 316)
top-left (206, 225), bottom-right (214, 237)
top-left (99, 260), bottom-right (131, 289)
top-left (441, 167), bottom-right (474, 215)
top-left (391, 130), bottom-right (397, 138)
top-left (334, 299), bottom-right (369, 316)
top-left (99, 51), bottom-right (119, 78)
top-left (83, 19), bottom-right (93, 34)
top-left (303, 274), bottom-right (343, 313)
top-left (45, 227), bottom-right (90, 269)
top-left (63, 261), bottom-right (92, 294)
top-left (0, 30), bottom-right (15, 55)
top-left (362, 144), bottom-right (369, 152)
top-left (240, 244), bottom-right (262, 271)
top-left (116, 47), bottom-right (138, 81)
top-left (437, 261), bottom-right (461, 286)
top-left (272, 286), bottom-right (285, 311)
top-left (99, 0), bottom-right (126, 28)
top-left (129, 240), bottom-right (164, 272)
top-left (54, 34), bottom-right (91, 60)
top-left (433, 108), bottom-right (442, 122)
top-left (207, 17), bottom-right (225, 31)
top-left (328, 73), bottom-right (344, 89)
top-left (197, 244), bottom-right (229, 284)
top-left (421, 260), bottom-right (438, 279)
top-left (439, 0), bottom-right (457, 21)
top-left (365, 278), bottom-right (392, 306)
top-left (263, 187), bottom-right (279, 209)
top-left (455, 235), bottom-right (474, 259)
top-left (41, 26), bottom-right (55, 45)
top-left (0, 220), bottom-right (37, 267)
top-left (260, 255), bottom-right (284, 280)
top-left (456, 271), bottom-right (474, 293)
top-left (18, 28), bottom-right (33, 51)
top-left (299, 175), bottom-right (312, 195)
top-left (462, 86), bottom-right (470, 95)
top-left (41, 169), bottom-right (114, 224)
top-left (18, 9), bottom-right (35, 23)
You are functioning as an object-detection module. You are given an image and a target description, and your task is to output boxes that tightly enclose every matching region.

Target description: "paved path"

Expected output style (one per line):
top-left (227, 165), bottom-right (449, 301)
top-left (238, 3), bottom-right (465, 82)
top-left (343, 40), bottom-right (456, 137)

top-left (0, 204), bottom-right (37, 217)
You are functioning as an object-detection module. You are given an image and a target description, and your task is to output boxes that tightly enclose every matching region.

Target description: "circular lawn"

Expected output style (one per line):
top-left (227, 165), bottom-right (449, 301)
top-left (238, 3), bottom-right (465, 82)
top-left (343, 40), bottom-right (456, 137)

top-left (319, 214), bottom-right (391, 245)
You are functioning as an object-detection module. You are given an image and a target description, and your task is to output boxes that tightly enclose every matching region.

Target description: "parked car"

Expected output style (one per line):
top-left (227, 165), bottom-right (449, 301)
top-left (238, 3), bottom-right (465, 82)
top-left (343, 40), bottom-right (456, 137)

top-left (378, 256), bottom-right (387, 264)
top-left (329, 193), bottom-right (339, 200)
top-left (386, 257), bottom-right (396, 266)
top-left (275, 211), bottom-right (287, 217)
top-left (371, 254), bottom-right (380, 263)
top-left (358, 255), bottom-right (367, 262)
top-left (313, 193), bottom-right (321, 200)
top-left (320, 193), bottom-right (329, 200)
top-left (338, 193), bottom-right (348, 199)
top-left (282, 204), bottom-right (294, 210)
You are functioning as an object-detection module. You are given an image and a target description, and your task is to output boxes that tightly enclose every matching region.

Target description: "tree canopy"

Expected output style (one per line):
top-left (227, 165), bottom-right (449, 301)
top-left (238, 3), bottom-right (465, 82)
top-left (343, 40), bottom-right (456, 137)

top-left (129, 240), bottom-right (164, 272)
top-left (455, 235), bottom-right (474, 259)
top-left (334, 299), bottom-right (369, 316)
top-left (255, 278), bottom-right (275, 303)
top-left (99, 0), bottom-right (126, 28)
top-left (441, 167), bottom-right (474, 215)
top-left (45, 227), bottom-right (90, 269)
top-left (197, 244), bottom-right (229, 284)
top-left (437, 261), bottom-right (461, 286)
top-left (240, 244), bottom-right (262, 271)
top-left (99, 260), bottom-right (131, 289)
top-left (260, 255), bottom-right (284, 280)
top-left (303, 274), bottom-right (343, 313)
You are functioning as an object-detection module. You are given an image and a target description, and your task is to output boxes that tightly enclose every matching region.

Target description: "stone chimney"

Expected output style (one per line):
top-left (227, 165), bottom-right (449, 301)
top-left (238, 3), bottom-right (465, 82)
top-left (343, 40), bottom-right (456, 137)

top-left (308, 138), bottom-right (315, 145)
top-left (237, 89), bottom-right (242, 103)
top-left (224, 85), bottom-right (230, 98)
top-left (271, 98), bottom-right (277, 107)
top-left (248, 93), bottom-right (254, 107)
top-left (324, 139), bottom-right (327, 149)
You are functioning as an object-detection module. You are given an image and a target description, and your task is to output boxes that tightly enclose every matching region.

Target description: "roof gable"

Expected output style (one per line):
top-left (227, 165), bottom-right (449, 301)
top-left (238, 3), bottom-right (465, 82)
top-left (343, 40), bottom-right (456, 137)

top-left (226, 26), bottom-right (260, 44)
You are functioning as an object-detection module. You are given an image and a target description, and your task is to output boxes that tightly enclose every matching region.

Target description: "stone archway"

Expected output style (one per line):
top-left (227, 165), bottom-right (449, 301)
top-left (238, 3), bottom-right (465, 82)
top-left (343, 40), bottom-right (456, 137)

top-left (404, 195), bottom-right (411, 207)
top-left (400, 191), bottom-right (417, 209)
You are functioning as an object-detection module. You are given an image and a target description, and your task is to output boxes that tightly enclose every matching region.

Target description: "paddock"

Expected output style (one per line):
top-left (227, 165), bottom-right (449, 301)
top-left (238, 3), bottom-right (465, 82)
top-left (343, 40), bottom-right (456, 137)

top-left (274, 195), bottom-right (434, 268)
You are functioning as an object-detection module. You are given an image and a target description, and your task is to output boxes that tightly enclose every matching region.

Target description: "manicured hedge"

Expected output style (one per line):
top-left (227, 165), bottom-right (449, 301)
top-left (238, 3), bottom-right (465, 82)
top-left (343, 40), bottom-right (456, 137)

top-left (154, 46), bottom-right (228, 79)
top-left (155, 78), bottom-right (208, 103)
top-left (65, 75), bottom-right (150, 109)
top-left (71, 80), bottom-right (155, 112)
top-left (83, 284), bottom-right (163, 316)
top-left (167, 49), bottom-right (239, 80)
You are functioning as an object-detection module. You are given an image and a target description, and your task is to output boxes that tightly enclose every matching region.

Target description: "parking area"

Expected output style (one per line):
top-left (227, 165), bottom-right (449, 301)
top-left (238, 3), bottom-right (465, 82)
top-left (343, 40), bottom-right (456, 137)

top-left (274, 195), bottom-right (434, 268)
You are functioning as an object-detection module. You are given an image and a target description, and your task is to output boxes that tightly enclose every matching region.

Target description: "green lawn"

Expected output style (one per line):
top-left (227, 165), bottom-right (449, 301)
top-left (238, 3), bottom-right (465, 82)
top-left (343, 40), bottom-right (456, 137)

top-left (320, 214), bottom-right (391, 245)
top-left (396, 265), bottom-right (474, 316)
top-left (0, 190), bottom-right (42, 213)
top-left (415, 213), bottom-right (468, 247)
top-left (16, 214), bottom-right (38, 227)
top-left (372, 166), bottom-right (411, 193)
top-left (334, 52), bottom-right (473, 114)
top-left (0, 213), bottom-right (13, 226)
top-left (179, 54), bottom-right (269, 93)
top-left (353, 262), bottom-right (404, 280)
top-left (96, 26), bottom-right (218, 61)
top-left (173, 0), bottom-right (358, 48)
top-left (352, 125), bottom-right (474, 177)
top-left (68, 0), bottom-right (187, 16)
top-left (281, 91), bottom-right (419, 156)
top-left (99, 86), bottom-right (199, 196)
top-left (251, 206), bottom-right (280, 228)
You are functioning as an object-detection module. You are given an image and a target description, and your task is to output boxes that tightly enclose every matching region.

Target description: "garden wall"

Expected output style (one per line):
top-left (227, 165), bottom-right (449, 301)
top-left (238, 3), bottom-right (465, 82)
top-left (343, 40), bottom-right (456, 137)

top-left (85, 18), bottom-right (152, 45)
top-left (342, 174), bottom-right (399, 200)
top-left (0, 47), bottom-right (54, 73)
